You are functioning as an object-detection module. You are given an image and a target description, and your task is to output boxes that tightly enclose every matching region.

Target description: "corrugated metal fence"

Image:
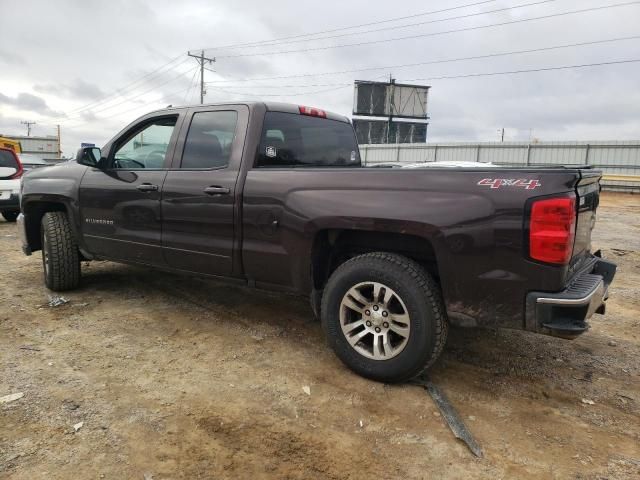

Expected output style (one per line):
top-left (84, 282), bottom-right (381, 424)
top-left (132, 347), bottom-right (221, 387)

top-left (359, 141), bottom-right (640, 191)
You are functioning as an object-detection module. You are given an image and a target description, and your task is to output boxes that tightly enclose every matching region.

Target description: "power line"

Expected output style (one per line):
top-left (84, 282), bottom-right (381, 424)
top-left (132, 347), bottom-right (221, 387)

top-left (60, 66), bottom-right (198, 122)
top-left (403, 58), bottom-right (640, 81)
top-left (44, 1), bottom-right (637, 120)
top-left (58, 55), bottom-right (189, 117)
top-left (204, 0), bottom-right (558, 52)
top-left (206, 84), bottom-right (352, 97)
top-left (204, 35), bottom-right (640, 85)
top-left (205, 74), bottom-right (389, 98)
top-left (60, 58), bottom-right (639, 127)
top-left (211, 1), bottom-right (640, 59)
top-left (183, 68), bottom-right (200, 103)
top-left (62, 84), bottom-right (196, 128)
top-left (208, 58), bottom-right (640, 96)
top-left (193, 0), bottom-right (498, 52)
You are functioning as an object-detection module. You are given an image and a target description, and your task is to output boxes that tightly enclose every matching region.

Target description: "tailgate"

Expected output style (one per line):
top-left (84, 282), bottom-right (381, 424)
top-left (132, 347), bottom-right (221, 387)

top-left (571, 170), bottom-right (601, 267)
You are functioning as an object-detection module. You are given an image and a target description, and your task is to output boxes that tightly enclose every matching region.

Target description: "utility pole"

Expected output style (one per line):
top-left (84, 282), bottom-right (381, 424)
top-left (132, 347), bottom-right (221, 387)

top-left (21, 120), bottom-right (36, 136)
top-left (387, 75), bottom-right (395, 144)
top-left (187, 50), bottom-right (216, 104)
top-left (56, 124), bottom-right (62, 157)
top-left (498, 127), bottom-right (505, 142)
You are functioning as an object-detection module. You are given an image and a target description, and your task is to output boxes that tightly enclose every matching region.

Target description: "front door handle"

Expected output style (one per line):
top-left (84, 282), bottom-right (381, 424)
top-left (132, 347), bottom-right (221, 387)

top-left (204, 186), bottom-right (230, 195)
top-left (137, 183), bottom-right (159, 192)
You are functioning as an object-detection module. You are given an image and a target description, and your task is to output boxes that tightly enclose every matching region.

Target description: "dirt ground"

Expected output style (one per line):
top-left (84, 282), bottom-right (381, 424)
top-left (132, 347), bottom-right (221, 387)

top-left (1, 193), bottom-right (639, 479)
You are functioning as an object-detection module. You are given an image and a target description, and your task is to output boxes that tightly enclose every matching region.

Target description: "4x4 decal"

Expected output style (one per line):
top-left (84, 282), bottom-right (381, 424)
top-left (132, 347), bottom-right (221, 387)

top-left (477, 178), bottom-right (542, 190)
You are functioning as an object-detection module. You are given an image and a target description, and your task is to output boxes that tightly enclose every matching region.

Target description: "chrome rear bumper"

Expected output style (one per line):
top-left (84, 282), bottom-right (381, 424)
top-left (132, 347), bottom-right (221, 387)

top-left (525, 255), bottom-right (616, 339)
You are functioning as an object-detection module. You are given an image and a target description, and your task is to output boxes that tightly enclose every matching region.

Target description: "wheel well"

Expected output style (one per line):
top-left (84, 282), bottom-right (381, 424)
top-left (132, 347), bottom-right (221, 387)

top-left (23, 201), bottom-right (67, 252)
top-left (311, 229), bottom-right (440, 291)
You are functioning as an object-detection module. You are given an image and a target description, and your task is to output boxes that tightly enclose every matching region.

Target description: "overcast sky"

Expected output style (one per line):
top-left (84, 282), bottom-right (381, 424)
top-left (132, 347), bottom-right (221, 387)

top-left (1, 0), bottom-right (639, 156)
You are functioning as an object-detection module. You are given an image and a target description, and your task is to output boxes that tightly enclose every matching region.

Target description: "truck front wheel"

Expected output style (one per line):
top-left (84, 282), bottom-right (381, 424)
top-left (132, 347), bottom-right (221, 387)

top-left (41, 212), bottom-right (80, 291)
top-left (321, 252), bottom-right (448, 383)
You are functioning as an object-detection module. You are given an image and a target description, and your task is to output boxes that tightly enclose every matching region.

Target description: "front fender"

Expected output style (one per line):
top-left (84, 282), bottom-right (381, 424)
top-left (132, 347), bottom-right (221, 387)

top-left (20, 163), bottom-right (88, 254)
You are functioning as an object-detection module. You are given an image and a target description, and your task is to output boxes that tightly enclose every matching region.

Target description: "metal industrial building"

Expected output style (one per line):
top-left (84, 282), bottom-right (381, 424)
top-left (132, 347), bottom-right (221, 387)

top-left (0, 134), bottom-right (61, 157)
top-left (352, 80), bottom-right (430, 144)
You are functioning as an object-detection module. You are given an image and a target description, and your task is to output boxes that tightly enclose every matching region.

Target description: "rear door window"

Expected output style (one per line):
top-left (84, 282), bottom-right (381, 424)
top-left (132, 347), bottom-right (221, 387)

top-left (256, 112), bottom-right (360, 168)
top-left (181, 111), bottom-right (238, 169)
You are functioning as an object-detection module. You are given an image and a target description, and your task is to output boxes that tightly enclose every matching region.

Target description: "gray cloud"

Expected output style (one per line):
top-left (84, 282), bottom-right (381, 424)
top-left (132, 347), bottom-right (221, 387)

top-left (0, 49), bottom-right (25, 66)
top-left (34, 80), bottom-right (106, 101)
top-left (0, 0), bottom-right (639, 155)
top-left (0, 92), bottom-right (62, 117)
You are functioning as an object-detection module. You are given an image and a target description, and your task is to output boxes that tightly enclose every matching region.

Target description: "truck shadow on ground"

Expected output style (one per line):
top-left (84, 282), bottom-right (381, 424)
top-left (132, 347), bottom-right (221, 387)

top-left (72, 260), bottom-right (629, 390)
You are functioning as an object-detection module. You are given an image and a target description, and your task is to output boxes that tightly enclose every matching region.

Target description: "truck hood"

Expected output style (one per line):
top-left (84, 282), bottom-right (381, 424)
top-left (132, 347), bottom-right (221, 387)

top-left (23, 159), bottom-right (83, 179)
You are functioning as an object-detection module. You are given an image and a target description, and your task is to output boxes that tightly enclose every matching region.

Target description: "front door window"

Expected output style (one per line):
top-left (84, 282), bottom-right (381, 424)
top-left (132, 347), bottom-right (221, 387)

top-left (113, 117), bottom-right (177, 169)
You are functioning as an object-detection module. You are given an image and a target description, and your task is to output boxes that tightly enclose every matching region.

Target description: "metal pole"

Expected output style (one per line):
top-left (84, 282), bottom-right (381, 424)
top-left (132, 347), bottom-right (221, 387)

top-left (21, 121), bottom-right (36, 136)
top-left (585, 144), bottom-right (591, 166)
top-left (200, 50), bottom-right (205, 104)
top-left (187, 51), bottom-right (215, 105)
top-left (387, 76), bottom-right (395, 144)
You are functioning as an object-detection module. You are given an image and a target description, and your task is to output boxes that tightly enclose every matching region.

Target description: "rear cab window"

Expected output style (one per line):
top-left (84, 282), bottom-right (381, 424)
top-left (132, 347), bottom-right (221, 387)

top-left (256, 112), bottom-right (361, 168)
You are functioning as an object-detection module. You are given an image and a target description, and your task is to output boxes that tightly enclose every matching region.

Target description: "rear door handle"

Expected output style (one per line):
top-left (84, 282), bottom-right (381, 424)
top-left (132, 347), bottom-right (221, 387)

top-left (204, 186), bottom-right (230, 195)
top-left (137, 183), bottom-right (159, 192)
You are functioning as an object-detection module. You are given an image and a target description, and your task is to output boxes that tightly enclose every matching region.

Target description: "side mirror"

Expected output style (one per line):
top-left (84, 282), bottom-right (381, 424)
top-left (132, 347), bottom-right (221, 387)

top-left (76, 147), bottom-right (102, 167)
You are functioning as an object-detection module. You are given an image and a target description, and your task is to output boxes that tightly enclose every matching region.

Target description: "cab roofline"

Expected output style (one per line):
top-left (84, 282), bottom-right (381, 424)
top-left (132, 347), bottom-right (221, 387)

top-left (147, 101), bottom-right (350, 123)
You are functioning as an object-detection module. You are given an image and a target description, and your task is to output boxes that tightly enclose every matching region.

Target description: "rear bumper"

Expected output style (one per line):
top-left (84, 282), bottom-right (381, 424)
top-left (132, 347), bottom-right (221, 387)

top-left (0, 193), bottom-right (19, 211)
top-left (525, 254), bottom-right (616, 339)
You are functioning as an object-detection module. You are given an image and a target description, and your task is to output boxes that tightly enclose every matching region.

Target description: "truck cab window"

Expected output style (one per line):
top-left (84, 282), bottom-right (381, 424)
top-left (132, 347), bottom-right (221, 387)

top-left (181, 111), bottom-right (238, 169)
top-left (113, 117), bottom-right (177, 169)
top-left (257, 112), bottom-right (360, 168)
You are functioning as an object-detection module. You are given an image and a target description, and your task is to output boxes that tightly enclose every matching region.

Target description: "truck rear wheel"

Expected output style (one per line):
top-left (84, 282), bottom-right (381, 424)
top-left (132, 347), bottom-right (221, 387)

top-left (321, 252), bottom-right (448, 383)
top-left (41, 212), bottom-right (80, 291)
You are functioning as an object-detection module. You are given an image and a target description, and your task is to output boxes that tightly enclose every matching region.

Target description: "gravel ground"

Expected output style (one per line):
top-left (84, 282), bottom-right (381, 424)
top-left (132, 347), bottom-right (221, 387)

top-left (1, 192), bottom-right (639, 479)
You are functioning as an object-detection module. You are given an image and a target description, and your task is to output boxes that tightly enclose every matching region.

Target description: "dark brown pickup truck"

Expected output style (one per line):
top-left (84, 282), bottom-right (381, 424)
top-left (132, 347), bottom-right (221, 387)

top-left (17, 101), bottom-right (616, 382)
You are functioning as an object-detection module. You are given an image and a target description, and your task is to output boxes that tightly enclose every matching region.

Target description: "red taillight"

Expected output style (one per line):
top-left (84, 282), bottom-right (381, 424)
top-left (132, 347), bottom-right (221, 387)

top-left (9, 163), bottom-right (24, 179)
top-left (529, 194), bottom-right (576, 265)
top-left (299, 105), bottom-right (327, 118)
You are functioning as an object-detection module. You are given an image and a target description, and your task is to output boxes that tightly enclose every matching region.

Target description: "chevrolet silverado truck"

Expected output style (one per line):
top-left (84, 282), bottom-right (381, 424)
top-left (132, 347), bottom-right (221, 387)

top-left (17, 102), bottom-right (616, 382)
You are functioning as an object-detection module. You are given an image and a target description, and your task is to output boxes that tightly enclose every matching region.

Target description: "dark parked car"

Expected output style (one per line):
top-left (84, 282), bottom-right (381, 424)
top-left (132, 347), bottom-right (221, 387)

top-left (17, 102), bottom-right (616, 382)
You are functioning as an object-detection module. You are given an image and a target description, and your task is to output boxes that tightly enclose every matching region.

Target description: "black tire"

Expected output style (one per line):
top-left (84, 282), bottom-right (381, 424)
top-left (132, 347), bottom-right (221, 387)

top-left (321, 252), bottom-right (448, 383)
top-left (41, 212), bottom-right (80, 291)
top-left (2, 211), bottom-right (19, 222)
